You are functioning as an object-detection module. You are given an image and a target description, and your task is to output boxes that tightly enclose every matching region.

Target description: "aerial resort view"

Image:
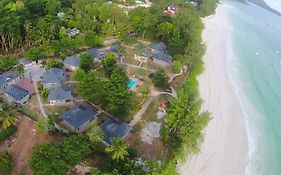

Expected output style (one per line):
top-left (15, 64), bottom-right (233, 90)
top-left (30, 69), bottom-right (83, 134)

top-left (0, 0), bottom-right (280, 174)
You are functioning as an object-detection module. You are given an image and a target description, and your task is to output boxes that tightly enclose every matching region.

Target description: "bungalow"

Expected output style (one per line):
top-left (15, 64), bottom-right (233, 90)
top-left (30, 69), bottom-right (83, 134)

top-left (48, 86), bottom-right (74, 105)
top-left (63, 55), bottom-right (80, 71)
top-left (0, 71), bottom-right (21, 91)
top-left (67, 28), bottom-right (80, 37)
top-left (151, 52), bottom-right (172, 65)
top-left (100, 118), bottom-right (131, 144)
top-left (163, 6), bottom-right (178, 16)
top-left (59, 105), bottom-right (99, 133)
top-left (109, 45), bottom-right (119, 54)
top-left (150, 42), bottom-right (167, 54)
top-left (89, 48), bottom-right (105, 61)
top-left (18, 58), bottom-right (34, 68)
top-left (4, 84), bottom-right (30, 105)
top-left (135, 42), bottom-right (173, 66)
top-left (42, 68), bottom-right (65, 89)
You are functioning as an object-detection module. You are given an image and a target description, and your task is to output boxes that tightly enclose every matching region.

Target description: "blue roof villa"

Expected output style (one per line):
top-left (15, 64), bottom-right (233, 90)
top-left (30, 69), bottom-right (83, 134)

top-left (89, 48), bottom-right (105, 61)
top-left (100, 118), bottom-right (131, 144)
top-left (59, 105), bottom-right (100, 133)
top-left (135, 42), bottom-right (173, 66)
top-left (4, 84), bottom-right (30, 105)
top-left (42, 68), bottom-right (65, 89)
top-left (48, 86), bottom-right (74, 105)
top-left (63, 55), bottom-right (80, 71)
top-left (0, 71), bottom-right (21, 91)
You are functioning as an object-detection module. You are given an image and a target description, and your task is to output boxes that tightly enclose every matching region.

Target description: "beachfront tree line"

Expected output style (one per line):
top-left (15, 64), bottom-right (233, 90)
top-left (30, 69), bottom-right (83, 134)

top-left (0, 0), bottom-right (217, 174)
top-left (0, 0), bottom-right (217, 56)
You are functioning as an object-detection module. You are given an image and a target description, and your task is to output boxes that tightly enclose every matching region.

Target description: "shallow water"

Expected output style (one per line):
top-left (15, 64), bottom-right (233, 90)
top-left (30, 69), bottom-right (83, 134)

top-left (224, 1), bottom-right (281, 174)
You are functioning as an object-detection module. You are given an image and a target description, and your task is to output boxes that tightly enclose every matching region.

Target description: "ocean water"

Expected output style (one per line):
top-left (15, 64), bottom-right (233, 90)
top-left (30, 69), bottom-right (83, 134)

top-left (224, 1), bottom-right (281, 175)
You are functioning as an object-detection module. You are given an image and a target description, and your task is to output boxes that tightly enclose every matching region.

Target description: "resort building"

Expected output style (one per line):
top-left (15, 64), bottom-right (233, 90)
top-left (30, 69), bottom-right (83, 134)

top-left (0, 71), bottom-right (21, 91)
top-left (48, 86), bottom-right (74, 105)
top-left (42, 68), bottom-right (65, 89)
top-left (4, 84), bottom-right (30, 105)
top-left (18, 58), bottom-right (35, 68)
top-left (63, 55), bottom-right (80, 71)
top-left (135, 42), bottom-right (173, 66)
top-left (59, 105), bottom-right (100, 133)
top-left (163, 6), bottom-right (178, 16)
top-left (89, 48), bottom-right (105, 61)
top-left (100, 118), bottom-right (131, 144)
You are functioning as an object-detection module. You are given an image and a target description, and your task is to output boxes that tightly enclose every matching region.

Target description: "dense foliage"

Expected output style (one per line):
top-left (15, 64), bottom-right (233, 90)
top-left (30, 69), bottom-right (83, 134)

top-left (0, 151), bottom-right (13, 173)
top-left (0, 55), bottom-right (17, 71)
top-left (77, 68), bottom-right (132, 118)
top-left (152, 69), bottom-right (169, 88)
top-left (46, 59), bottom-right (63, 69)
top-left (29, 134), bottom-right (91, 175)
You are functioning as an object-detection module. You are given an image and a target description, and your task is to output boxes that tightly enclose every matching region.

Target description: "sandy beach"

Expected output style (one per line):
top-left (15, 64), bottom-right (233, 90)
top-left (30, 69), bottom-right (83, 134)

top-left (178, 3), bottom-right (248, 175)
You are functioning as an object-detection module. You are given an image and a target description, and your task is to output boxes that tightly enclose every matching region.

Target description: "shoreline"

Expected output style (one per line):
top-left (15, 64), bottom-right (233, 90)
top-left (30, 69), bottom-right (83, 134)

top-left (178, 3), bottom-right (248, 175)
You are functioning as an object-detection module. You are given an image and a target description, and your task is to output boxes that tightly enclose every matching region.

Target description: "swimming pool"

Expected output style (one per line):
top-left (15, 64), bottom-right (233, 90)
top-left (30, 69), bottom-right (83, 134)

top-left (128, 79), bottom-right (137, 89)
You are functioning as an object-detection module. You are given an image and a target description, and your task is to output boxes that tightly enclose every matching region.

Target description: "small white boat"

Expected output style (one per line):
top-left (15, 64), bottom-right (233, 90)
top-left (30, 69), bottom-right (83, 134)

top-left (276, 50), bottom-right (279, 54)
top-left (254, 52), bottom-right (259, 55)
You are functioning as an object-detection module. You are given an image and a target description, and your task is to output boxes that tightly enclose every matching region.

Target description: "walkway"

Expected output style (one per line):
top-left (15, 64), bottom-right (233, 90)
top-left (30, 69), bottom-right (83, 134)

top-left (33, 81), bottom-right (47, 118)
top-left (129, 96), bottom-right (153, 127)
top-left (129, 85), bottom-right (177, 127)
top-left (168, 69), bottom-right (183, 83)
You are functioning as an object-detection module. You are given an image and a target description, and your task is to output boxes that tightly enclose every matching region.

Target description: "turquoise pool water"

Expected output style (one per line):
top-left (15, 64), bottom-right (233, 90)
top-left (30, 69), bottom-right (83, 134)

top-left (128, 79), bottom-right (137, 89)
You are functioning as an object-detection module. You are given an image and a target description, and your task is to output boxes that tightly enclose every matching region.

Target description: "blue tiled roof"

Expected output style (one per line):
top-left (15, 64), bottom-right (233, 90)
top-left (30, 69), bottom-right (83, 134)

top-left (63, 55), bottom-right (80, 67)
top-left (89, 48), bottom-right (104, 59)
top-left (109, 45), bottom-right (118, 53)
top-left (60, 106), bottom-right (98, 129)
top-left (48, 86), bottom-right (74, 101)
top-left (4, 84), bottom-right (29, 101)
top-left (150, 42), bottom-right (167, 53)
top-left (0, 71), bottom-right (19, 90)
top-left (152, 52), bottom-right (172, 63)
top-left (42, 68), bottom-right (65, 84)
top-left (101, 118), bottom-right (131, 144)
top-left (143, 49), bottom-right (152, 58)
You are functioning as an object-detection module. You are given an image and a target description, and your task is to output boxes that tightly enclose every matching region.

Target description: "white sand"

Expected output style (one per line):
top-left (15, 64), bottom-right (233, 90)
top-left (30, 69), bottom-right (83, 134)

top-left (178, 4), bottom-right (248, 175)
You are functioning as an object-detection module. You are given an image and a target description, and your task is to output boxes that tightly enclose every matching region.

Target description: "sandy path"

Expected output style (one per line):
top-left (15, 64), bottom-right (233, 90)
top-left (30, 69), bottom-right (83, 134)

top-left (178, 4), bottom-right (248, 175)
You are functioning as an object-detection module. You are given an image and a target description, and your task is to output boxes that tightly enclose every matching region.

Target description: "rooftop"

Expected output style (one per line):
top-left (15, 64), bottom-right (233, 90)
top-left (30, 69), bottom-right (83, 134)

top-left (89, 48), bottom-right (104, 59)
top-left (60, 105), bottom-right (98, 129)
top-left (42, 68), bottom-right (65, 84)
top-left (152, 52), bottom-right (172, 63)
top-left (0, 71), bottom-right (19, 90)
top-left (4, 84), bottom-right (29, 101)
top-left (48, 86), bottom-right (74, 101)
top-left (109, 45), bottom-right (119, 53)
top-left (150, 42), bottom-right (167, 53)
top-left (101, 118), bottom-right (131, 144)
top-left (63, 55), bottom-right (80, 68)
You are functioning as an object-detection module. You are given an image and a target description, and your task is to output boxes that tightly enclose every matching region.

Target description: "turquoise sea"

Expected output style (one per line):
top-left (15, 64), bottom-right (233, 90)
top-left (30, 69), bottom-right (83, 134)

top-left (224, 1), bottom-right (281, 175)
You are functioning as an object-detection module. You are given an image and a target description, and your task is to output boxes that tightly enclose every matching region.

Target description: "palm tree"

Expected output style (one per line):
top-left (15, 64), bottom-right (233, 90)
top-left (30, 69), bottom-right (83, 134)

top-left (105, 138), bottom-right (128, 161)
top-left (86, 125), bottom-right (104, 144)
top-left (0, 112), bottom-right (17, 129)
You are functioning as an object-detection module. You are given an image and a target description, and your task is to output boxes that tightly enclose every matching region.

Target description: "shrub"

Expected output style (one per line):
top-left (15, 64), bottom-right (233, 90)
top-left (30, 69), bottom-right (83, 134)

top-left (0, 151), bottom-right (13, 173)
top-left (0, 126), bottom-right (16, 142)
top-left (152, 69), bottom-right (169, 88)
top-left (172, 61), bottom-right (182, 73)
